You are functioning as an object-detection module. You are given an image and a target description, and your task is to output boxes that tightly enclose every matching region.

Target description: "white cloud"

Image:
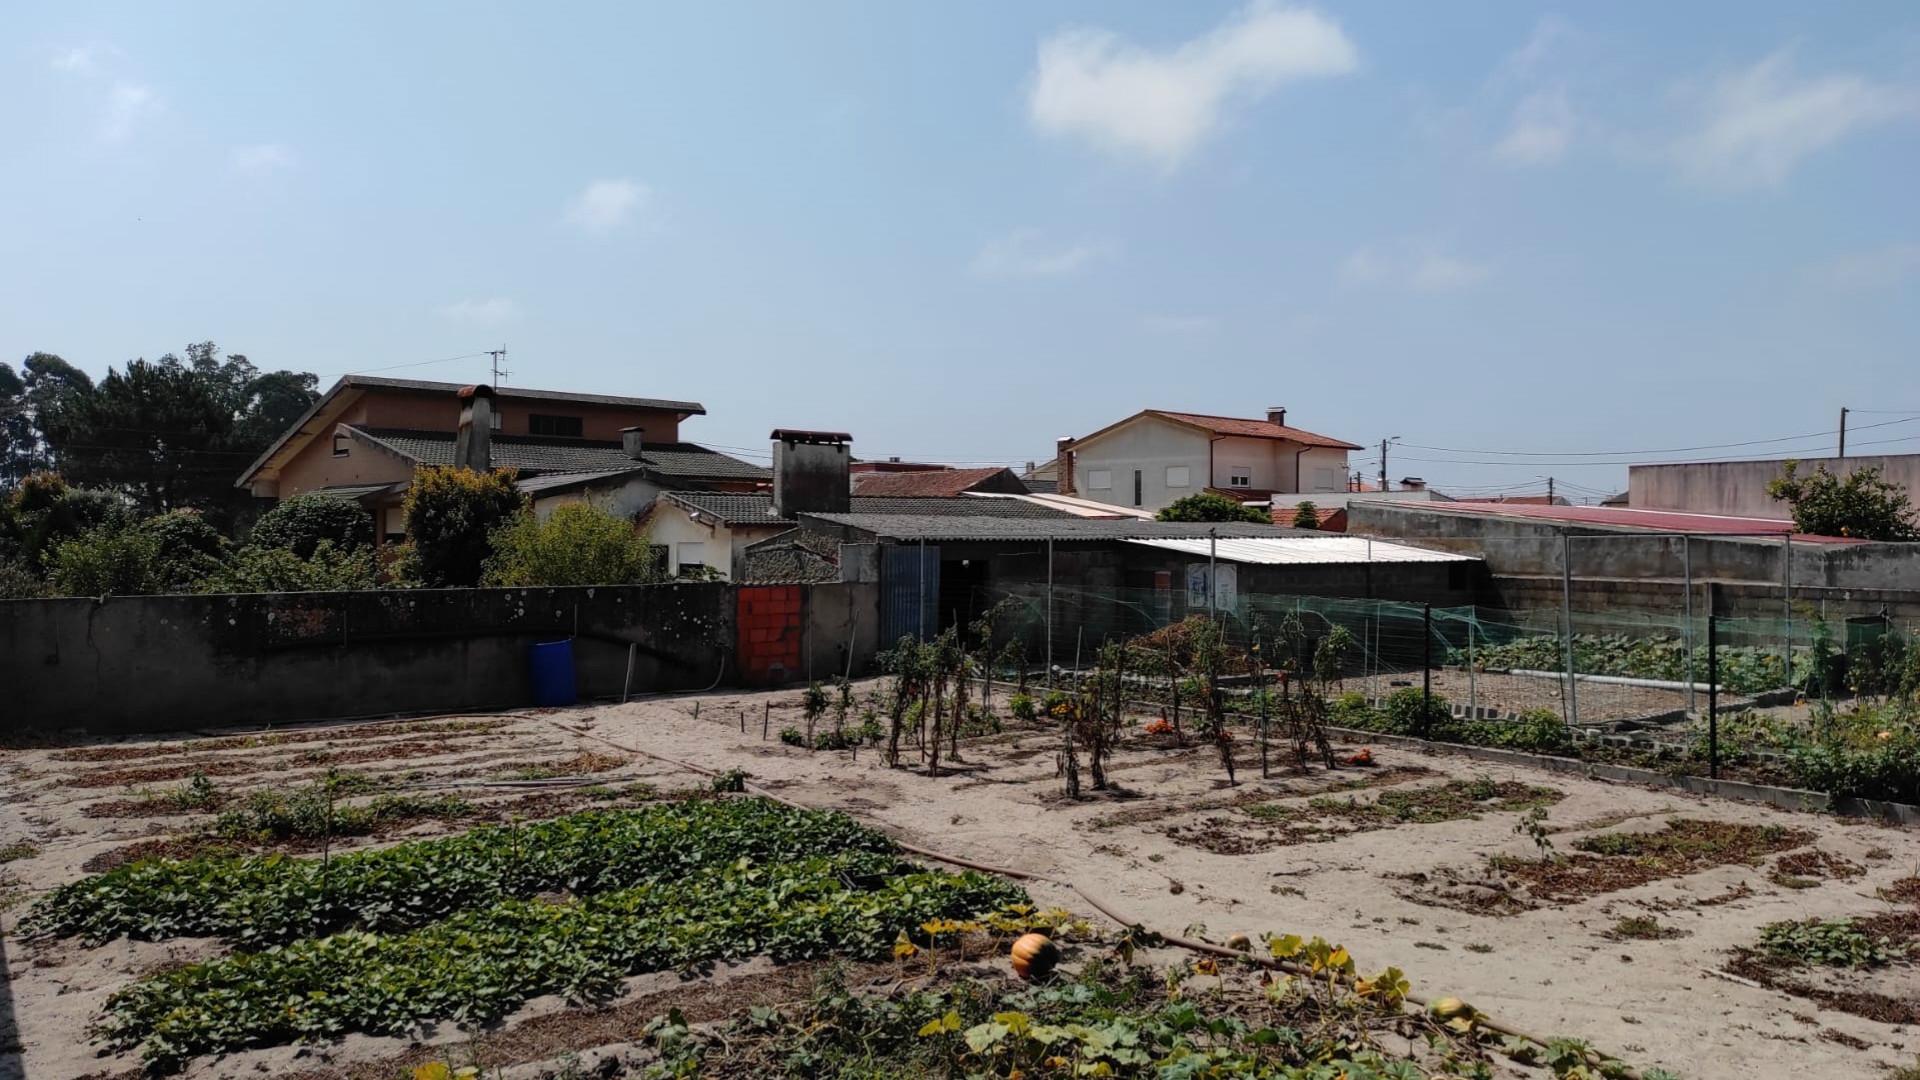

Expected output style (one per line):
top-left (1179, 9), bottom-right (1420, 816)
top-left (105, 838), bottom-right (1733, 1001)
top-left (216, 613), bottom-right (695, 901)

top-left (564, 178), bottom-right (649, 233)
top-left (1494, 88), bottom-right (1573, 165)
top-left (51, 45), bottom-right (111, 74)
top-left (1810, 244), bottom-right (1920, 290)
top-left (437, 297), bottom-right (522, 326)
top-left (1673, 51), bottom-right (1916, 188)
top-left (1027, 1), bottom-right (1357, 168)
top-left (1489, 16), bottom-right (1570, 93)
top-left (971, 229), bottom-right (1118, 278)
top-left (100, 82), bottom-right (160, 142)
top-left (230, 143), bottom-right (295, 175)
top-left (1341, 246), bottom-right (1488, 292)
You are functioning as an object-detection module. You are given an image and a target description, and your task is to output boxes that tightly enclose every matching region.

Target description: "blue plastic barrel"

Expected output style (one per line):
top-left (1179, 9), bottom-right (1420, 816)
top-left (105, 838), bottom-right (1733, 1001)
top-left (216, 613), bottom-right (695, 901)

top-left (528, 639), bottom-right (578, 706)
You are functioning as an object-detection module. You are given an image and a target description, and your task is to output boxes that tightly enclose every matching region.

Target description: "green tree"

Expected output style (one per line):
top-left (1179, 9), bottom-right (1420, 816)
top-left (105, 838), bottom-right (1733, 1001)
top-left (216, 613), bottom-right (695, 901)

top-left (1155, 491), bottom-right (1271, 524)
top-left (48, 527), bottom-right (165, 597)
top-left (2, 471), bottom-right (130, 570)
top-left (30, 343), bottom-right (319, 525)
top-left (1290, 501), bottom-right (1320, 529)
top-left (249, 493), bottom-right (370, 557)
top-left (0, 361), bottom-right (32, 488)
top-left (139, 509), bottom-right (229, 591)
top-left (482, 503), bottom-right (664, 586)
top-left (1767, 461), bottom-right (1917, 541)
top-left (402, 466), bottom-right (528, 586)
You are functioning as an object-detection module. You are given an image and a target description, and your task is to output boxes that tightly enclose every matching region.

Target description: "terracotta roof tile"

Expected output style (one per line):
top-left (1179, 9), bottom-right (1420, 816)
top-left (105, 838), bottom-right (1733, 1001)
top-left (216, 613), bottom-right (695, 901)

top-left (1151, 411), bottom-right (1363, 450)
top-left (851, 467), bottom-right (1025, 498)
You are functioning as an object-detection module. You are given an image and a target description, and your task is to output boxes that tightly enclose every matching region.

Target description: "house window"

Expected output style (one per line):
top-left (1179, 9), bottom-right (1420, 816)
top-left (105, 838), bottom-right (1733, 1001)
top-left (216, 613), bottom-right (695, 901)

top-left (1165, 466), bottom-right (1190, 488)
top-left (1087, 469), bottom-right (1113, 490)
top-left (675, 541), bottom-right (707, 576)
top-left (332, 433), bottom-right (349, 457)
top-left (1229, 467), bottom-right (1252, 488)
top-left (529, 414), bottom-right (584, 438)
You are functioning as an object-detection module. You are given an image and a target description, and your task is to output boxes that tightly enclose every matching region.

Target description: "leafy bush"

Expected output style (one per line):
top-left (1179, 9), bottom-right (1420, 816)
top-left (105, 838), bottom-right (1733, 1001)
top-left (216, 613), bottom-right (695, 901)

top-left (1460, 632), bottom-right (1789, 694)
top-left (211, 782), bottom-right (470, 843)
top-left (1330, 691), bottom-right (1382, 729)
top-left (1009, 693), bottom-right (1037, 723)
top-left (25, 799), bottom-right (894, 946)
top-left (1443, 708), bottom-right (1571, 754)
top-left (199, 540), bottom-right (381, 593)
top-left (1787, 727), bottom-right (1920, 804)
top-left (400, 466), bottom-right (527, 587)
top-left (0, 556), bottom-right (45, 598)
top-left (48, 525), bottom-right (164, 596)
top-left (1154, 491), bottom-right (1270, 524)
top-left (1767, 460), bottom-right (1917, 541)
top-left (1383, 687), bottom-right (1449, 735)
top-left (482, 503), bottom-right (663, 586)
top-left (248, 493), bottom-right (370, 557)
top-left (101, 851), bottom-right (1022, 1069)
top-left (138, 509), bottom-right (228, 591)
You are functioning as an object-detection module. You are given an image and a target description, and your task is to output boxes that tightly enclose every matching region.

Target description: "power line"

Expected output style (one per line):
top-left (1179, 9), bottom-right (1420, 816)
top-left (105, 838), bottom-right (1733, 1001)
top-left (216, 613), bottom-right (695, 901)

top-left (1391, 430), bottom-right (1920, 468)
top-left (1398, 414), bottom-right (1920, 459)
top-left (311, 351), bottom-right (492, 381)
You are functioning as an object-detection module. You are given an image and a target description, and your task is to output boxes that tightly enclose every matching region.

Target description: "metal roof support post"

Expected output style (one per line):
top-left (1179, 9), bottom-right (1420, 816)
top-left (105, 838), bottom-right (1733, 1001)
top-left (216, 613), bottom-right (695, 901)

top-left (1208, 528), bottom-right (1218, 619)
top-left (918, 539), bottom-right (927, 642)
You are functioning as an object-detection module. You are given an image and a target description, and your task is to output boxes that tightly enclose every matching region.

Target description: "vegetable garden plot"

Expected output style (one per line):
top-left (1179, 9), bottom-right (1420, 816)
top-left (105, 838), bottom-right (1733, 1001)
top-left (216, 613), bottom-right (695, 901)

top-left (1724, 880), bottom-right (1920, 1026)
top-left (1397, 819), bottom-right (1814, 914)
top-left (21, 799), bottom-right (1025, 1071)
top-left (1162, 778), bottom-right (1564, 856)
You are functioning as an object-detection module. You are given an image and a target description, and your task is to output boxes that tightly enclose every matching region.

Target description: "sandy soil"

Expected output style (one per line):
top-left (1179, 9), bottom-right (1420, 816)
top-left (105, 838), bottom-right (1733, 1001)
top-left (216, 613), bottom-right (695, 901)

top-left (2, 686), bottom-right (1916, 1080)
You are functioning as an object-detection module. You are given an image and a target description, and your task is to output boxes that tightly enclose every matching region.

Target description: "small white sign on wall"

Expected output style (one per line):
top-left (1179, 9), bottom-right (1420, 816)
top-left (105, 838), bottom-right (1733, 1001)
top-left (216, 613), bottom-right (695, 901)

top-left (1185, 562), bottom-right (1237, 611)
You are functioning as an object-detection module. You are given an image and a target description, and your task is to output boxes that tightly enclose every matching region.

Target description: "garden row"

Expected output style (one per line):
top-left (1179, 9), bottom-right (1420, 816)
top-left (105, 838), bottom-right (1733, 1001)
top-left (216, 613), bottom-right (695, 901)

top-left (26, 797), bottom-right (893, 945)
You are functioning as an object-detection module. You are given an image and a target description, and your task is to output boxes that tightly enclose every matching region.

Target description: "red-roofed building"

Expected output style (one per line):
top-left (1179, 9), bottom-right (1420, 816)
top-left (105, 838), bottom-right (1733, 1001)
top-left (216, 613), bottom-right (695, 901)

top-left (851, 466), bottom-right (1030, 499)
top-left (1052, 407), bottom-right (1360, 514)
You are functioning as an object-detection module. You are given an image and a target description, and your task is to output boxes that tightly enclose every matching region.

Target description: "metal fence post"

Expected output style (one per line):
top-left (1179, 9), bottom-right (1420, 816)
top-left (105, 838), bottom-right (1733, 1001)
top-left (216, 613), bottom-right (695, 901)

top-left (1421, 603), bottom-right (1433, 738)
top-left (1045, 538), bottom-right (1054, 689)
top-left (1682, 535), bottom-right (1694, 715)
top-left (1561, 531), bottom-right (1578, 726)
top-left (1708, 613), bottom-right (1719, 780)
top-left (1781, 533), bottom-right (1793, 689)
top-left (1466, 612), bottom-right (1476, 718)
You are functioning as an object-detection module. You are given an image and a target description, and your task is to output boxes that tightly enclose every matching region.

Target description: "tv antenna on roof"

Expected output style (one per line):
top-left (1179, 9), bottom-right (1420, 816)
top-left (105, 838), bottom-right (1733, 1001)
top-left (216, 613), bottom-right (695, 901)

top-left (486, 346), bottom-right (509, 388)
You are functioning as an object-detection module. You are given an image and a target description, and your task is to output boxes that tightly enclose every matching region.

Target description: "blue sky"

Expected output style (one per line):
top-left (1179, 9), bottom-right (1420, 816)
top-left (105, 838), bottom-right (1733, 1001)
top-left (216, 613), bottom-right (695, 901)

top-left (4, 2), bottom-right (1917, 499)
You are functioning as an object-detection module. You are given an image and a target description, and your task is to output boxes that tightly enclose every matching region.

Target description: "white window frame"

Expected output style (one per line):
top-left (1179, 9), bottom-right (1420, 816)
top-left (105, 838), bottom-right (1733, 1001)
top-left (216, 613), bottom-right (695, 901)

top-left (1087, 469), bottom-right (1113, 490)
top-left (1165, 465), bottom-right (1190, 489)
top-left (675, 541), bottom-right (708, 576)
top-left (1228, 466), bottom-right (1252, 488)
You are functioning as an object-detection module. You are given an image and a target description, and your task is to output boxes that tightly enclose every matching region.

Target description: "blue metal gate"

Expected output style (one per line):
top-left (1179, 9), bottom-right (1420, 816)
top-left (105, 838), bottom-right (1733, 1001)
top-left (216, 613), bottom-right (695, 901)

top-left (881, 544), bottom-right (939, 642)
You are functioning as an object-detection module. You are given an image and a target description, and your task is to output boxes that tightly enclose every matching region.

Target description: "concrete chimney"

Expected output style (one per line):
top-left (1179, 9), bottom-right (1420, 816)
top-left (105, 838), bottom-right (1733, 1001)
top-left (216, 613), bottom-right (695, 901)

top-left (454, 385), bottom-right (495, 472)
top-left (1054, 436), bottom-right (1076, 496)
top-left (771, 429), bottom-right (852, 519)
top-left (621, 426), bottom-right (645, 461)
top-left (1267, 406), bottom-right (1287, 426)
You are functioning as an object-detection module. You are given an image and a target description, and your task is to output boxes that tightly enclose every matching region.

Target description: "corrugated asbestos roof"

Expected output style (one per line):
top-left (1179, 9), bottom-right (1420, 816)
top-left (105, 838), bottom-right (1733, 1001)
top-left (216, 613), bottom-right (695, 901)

top-left (350, 427), bottom-right (769, 481)
top-left (1126, 536), bottom-right (1477, 565)
top-left (1378, 501), bottom-right (1863, 544)
top-left (797, 514), bottom-right (1300, 542)
top-left (665, 491), bottom-right (1072, 525)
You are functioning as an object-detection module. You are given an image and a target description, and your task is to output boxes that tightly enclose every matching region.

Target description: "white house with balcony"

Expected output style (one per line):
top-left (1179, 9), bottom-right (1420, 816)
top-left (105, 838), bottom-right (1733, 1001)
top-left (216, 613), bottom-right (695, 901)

top-left (1050, 408), bottom-right (1362, 514)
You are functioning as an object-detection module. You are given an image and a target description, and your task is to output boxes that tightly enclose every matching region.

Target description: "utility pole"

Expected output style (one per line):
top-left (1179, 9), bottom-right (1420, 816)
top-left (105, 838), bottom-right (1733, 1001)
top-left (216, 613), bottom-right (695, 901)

top-left (1838, 406), bottom-right (1848, 459)
top-left (486, 346), bottom-right (509, 387)
top-left (1547, 476), bottom-right (1555, 505)
top-left (1378, 438), bottom-right (1388, 492)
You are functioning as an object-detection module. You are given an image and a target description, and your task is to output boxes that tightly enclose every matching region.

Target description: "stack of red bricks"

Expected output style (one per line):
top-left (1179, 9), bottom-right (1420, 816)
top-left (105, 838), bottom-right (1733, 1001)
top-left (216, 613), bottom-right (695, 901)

top-left (735, 585), bottom-right (803, 685)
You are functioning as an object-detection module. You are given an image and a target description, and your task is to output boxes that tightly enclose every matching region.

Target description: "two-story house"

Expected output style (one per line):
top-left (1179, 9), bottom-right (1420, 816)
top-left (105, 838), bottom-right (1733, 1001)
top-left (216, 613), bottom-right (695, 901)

top-left (1052, 407), bottom-right (1360, 514)
top-left (235, 375), bottom-right (767, 541)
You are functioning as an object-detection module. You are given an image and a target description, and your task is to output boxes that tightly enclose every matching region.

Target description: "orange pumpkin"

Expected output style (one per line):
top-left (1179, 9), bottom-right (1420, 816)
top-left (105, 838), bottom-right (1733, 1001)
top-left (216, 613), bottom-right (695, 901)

top-left (1009, 932), bottom-right (1059, 980)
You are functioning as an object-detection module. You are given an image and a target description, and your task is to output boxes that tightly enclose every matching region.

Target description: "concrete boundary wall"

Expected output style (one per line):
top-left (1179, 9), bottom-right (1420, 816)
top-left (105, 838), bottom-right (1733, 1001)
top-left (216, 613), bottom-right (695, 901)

top-left (1348, 501), bottom-right (1920, 599)
top-left (4, 582), bottom-right (881, 735)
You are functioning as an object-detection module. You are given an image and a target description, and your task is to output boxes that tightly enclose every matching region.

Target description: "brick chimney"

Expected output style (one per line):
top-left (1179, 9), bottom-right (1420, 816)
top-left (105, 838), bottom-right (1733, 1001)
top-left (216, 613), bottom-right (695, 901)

top-left (1055, 436), bottom-right (1076, 496)
top-left (771, 429), bottom-right (852, 518)
top-left (1267, 406), bottom-right (1287, 426)
top-left (454, 385), bottom-right (495, 472)
top-left (621, 426), bottom-right (645, 461)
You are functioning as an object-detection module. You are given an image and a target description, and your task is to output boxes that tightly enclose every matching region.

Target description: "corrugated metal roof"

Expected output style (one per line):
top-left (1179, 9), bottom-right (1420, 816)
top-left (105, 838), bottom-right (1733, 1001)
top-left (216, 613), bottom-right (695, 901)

top-left (315, 482), bottom-right (403, 502)
top-left (798, 514), bottom-right (1300, 542)
top-left (351, 427), bottom-right (769, 481)
top-left (1127, 536), bottom-right (1478, 565)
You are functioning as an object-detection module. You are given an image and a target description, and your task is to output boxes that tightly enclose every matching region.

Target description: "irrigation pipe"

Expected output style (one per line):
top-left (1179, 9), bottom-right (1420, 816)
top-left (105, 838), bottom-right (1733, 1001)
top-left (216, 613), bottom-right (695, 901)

top-left (506, 708), bottom-right (1640, 1078)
